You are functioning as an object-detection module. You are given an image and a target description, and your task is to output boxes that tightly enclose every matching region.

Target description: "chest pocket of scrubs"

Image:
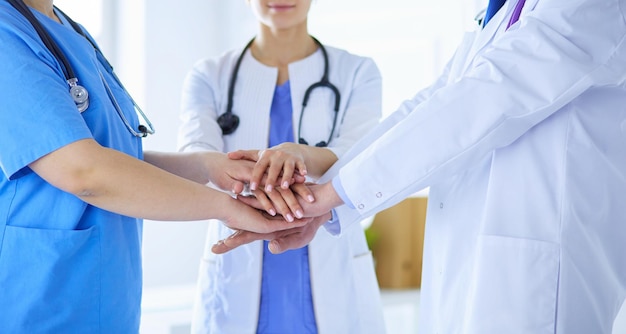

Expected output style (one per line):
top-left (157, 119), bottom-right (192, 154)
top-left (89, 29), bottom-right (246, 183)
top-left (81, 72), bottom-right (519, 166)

top-left (0, 224), bottom-right (100, 334)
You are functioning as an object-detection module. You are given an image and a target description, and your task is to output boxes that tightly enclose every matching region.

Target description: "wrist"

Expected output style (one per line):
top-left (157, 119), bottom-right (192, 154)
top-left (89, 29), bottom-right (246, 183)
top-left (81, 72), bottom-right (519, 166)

top-left (201, 151), bottom-right (223, 184)
top-left (321, 181), bottom-right (343, 208)
top-left (212, 191), bottom-right (237, 222)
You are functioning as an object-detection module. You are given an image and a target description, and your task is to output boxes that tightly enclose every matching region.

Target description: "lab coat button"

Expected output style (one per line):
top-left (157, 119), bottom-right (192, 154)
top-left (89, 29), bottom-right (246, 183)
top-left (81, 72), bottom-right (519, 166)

top-left (375, 192), bottom-right (382, 198)
top-left (358, 204), bottom-right (365, 210)
top-left (440, 202), bottom-right (444, 209)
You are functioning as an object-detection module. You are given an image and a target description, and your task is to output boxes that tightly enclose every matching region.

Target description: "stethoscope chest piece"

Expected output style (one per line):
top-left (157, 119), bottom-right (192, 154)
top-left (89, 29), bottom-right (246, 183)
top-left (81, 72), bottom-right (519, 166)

top-left (69, 79), bottom-right (89, 113)
top-left (8, 0), bottom-right (154, 137)
top-left (217, 111), bottom-right (240, 135)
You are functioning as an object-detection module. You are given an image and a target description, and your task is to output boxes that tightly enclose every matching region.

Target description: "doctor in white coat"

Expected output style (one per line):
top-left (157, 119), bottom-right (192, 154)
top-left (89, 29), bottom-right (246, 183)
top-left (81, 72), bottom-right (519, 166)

top-left (217, 0), bottom-right (626, 333)
top-left (178, 0), bottom-right (385, 333)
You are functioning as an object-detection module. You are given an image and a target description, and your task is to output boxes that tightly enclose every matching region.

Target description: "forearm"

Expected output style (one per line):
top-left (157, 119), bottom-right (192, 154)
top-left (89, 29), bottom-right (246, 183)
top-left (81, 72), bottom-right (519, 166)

top-left (144, 150), bottom-right (211, 184)
top-left (297, 144), bottom-right (338, 179)
top-left (31, 139), bottom-right (233, 222)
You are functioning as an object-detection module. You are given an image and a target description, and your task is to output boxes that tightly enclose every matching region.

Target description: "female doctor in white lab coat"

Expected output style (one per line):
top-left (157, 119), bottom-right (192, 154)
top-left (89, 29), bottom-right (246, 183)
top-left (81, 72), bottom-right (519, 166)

top-left (217, 0), bottom-right (626, 333)
top-left (177, 0), bottom-right (385, 333)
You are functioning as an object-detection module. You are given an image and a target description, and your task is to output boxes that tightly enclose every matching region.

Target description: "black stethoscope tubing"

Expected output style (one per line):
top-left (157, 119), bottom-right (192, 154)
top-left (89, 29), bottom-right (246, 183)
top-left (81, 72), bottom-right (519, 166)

top-left (7, 0), bottom-right (73, 79)
top-left (6, 0), bottom-right (155, 137)
top-left (219, 36), bottom-right (341, 148)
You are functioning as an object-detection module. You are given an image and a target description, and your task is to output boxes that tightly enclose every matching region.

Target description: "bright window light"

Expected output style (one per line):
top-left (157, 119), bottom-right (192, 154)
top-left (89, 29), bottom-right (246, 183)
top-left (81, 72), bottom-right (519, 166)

top-left (54, 0), bottom-right (104, 39)
top-left (309, 1), bottom-right (476, 117)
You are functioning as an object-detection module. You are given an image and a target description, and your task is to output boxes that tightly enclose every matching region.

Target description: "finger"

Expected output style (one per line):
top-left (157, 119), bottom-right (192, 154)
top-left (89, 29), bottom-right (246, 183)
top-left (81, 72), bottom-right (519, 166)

top-left (265, 189), bottom-right (294, 222)
top-left (227, 149), bottom-right (260, 162)
top-left (237, 194), bottom-right (267, 211)
top-left (280, 160), bottom-right (297, 189)
top-left (263, 158), bottom-right (284, 193)
top-left (230, 180), bottom-right (246, 194)
top-left (211, 230), bottom-right (268, 254)
top-left (257, 216), bottom-right (311, 234)
top-left (292, 174), bottom-right (307, 184)
top-left (291, 183), bottom-right (315, 203)
top-left (250, 159), bottom-right (270, 191)
top-left (277, 187), bottom-right (303, 219)
top-left (251, 190), bottom-right (277, 216)
top-left (267, 214), bottom-right (326, 253)
top-left (268, 233), bottom-right (305, 254)
top-left (295, 159), bottom-right (307, 177)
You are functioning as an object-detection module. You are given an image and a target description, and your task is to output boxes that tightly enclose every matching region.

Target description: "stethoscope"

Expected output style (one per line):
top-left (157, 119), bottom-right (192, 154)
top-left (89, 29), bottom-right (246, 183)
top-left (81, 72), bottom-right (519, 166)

top-left (218, 36), bottom-right (341, 147)
top-left (7, 0), bottom-right (155, 138)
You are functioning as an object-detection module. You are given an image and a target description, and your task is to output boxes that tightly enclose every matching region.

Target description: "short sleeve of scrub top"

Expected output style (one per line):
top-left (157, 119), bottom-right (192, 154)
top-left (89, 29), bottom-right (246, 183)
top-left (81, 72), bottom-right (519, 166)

top-left (0, 8), bottom-right (94, 180)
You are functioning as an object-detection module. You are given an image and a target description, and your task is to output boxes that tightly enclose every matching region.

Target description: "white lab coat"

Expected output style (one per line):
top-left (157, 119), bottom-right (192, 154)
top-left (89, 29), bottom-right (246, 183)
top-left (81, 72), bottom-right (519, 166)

top-left (327, 0), bottom-right (626, 333)
top-left (178, 45), bottom-right (386, 334)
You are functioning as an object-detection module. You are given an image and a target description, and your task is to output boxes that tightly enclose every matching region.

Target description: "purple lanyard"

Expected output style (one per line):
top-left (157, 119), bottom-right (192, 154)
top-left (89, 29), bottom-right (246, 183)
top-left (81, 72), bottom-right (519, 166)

top-left (506, 0), bottom-right (527, 29)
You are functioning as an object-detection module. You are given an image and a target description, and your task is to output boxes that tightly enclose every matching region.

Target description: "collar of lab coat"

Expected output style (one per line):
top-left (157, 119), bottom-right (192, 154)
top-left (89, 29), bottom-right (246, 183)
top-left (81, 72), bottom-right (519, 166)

top-left (462, 0), bottom-right (539, 75)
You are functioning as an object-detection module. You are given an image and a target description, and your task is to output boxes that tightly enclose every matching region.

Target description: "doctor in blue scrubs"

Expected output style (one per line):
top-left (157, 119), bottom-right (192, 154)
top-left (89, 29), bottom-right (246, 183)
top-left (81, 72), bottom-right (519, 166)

top-left (0, 1), bottom-right (311, 333)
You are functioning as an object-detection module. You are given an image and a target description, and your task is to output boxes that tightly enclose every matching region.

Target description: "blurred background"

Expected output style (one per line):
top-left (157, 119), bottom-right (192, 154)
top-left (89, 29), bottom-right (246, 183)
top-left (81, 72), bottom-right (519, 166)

top-left (52, 1), bottom-right (626, 333)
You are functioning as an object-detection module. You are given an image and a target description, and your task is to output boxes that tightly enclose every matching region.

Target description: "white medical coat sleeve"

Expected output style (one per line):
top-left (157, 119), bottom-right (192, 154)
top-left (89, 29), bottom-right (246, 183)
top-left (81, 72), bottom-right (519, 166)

top-left (335, 0), bottom-right (626, 225)
top-left (178, 57), bottom-right (230, 153)
top-left (319, 60), bottom-right (454, 234)
top-left (320, 43), bottom-right (456, 185)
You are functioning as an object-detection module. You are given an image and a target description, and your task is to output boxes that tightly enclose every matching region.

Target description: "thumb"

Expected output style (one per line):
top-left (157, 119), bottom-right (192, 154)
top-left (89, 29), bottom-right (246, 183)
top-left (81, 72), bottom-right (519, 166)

top-left (230, 180), bottom-right (246, 194)
top-left (268, 239), bottom-right (286, 254)
top-left (228, 149), bottom-right (259, 162)
top-left (268, 233), bottom-right (306, 254)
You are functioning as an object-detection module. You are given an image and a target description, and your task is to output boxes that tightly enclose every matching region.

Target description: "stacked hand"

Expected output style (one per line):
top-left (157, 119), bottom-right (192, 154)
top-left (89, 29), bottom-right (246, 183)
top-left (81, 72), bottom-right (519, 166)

top-left (208, 145), bottom-right (342, 254)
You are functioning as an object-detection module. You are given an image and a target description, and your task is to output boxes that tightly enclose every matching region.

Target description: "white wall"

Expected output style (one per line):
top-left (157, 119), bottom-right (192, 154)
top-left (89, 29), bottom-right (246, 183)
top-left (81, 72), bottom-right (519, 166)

top-left (113, 1), bottom-right (258, 288)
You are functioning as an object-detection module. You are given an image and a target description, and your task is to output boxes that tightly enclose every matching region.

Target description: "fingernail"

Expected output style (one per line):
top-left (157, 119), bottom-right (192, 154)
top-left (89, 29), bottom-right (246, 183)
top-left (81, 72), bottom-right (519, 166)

top-left (216, 239), bottom-right (224, 244)
top-left (250, 182), bottom-right (257, 191)
top-left (269, 209), bottom-right (276, 216)
top-left (282, 181), bottom-right (289, 189)
top-left (295, 210), bottom-right (303, 219)
top-left (269, 240), bottom-right (281, 254)
top-left (265, 184), bottom-right (273, 192)
top-left (307, 195), bottom-right (315, 202)
top-left (286, 214), bottom-right (294, 222)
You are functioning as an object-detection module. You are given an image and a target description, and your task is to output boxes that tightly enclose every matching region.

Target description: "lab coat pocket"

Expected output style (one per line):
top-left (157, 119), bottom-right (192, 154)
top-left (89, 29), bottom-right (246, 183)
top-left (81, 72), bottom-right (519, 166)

top-left (464, 235), bottom-right (559, 334)
top-left (0, 224), bottom-right (100, 333)
top-left (352, 251), bottom-right (386, 334)
top-left (191, 258), bottom-right (217, 334)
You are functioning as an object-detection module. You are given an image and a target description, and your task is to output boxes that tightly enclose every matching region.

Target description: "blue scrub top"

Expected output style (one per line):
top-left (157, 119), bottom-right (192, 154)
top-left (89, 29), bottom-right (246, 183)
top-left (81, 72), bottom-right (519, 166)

top-left (0, 4), bottom-right (143, 333)
top-left (256, 81), bottom-right (318, 334)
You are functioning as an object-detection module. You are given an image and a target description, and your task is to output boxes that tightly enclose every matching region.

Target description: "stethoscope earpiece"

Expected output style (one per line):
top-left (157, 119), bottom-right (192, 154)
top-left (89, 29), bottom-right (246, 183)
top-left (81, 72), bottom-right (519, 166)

top-left (217, 112), bottom-right (240, 135)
